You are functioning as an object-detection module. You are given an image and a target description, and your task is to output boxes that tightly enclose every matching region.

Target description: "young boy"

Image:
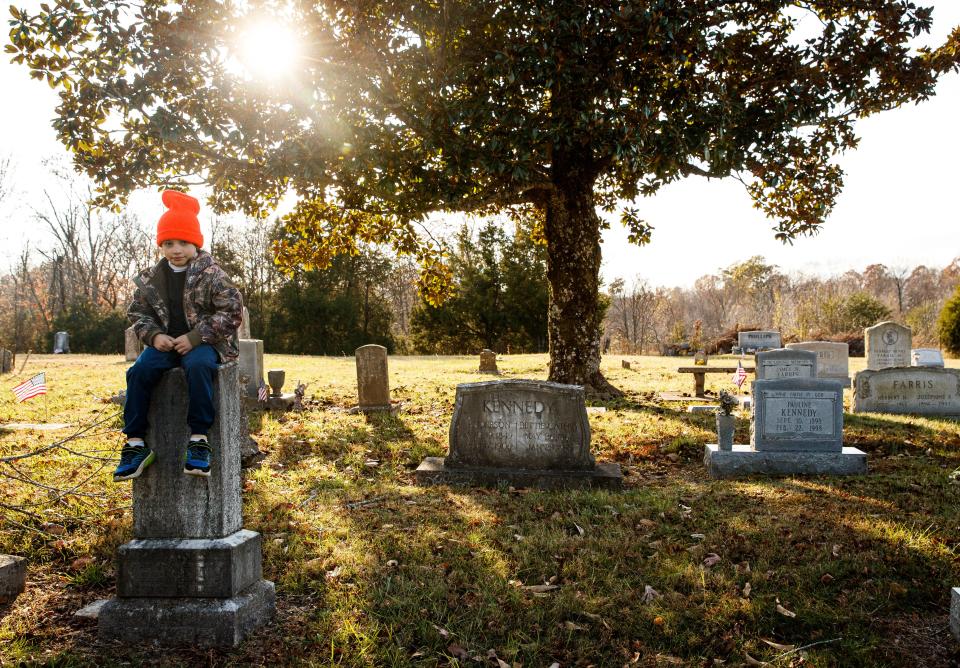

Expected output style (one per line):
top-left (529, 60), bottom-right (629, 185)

top-left (114, 189), bottom-right (243, 481)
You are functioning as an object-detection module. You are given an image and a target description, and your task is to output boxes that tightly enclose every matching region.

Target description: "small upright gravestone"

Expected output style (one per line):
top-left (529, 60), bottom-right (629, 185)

top-left (239, 306), bottom-right (251, 340)
top-left (53, 331), bottom-right (69, 354)
top-left (0, 349), bottom-right (12, 374)
top-left (356, 344), bottom-right (394, 413)
top-left (704, 378), bottom-right (866, 478)
top-left (478, 349), bottom-right (499, 374)
top-left (865, 322), bottom-right (912, 370)
top-left (416, 379), bottom-right (622, 489)
top-left (786, 341), bottom-right (851, 386)
top-left (124, 327), bottom-right (143, 362)
top-left (238, 339), bottom-right (264, 398)
top-left (755, 348), bottom-right (817, 380)
top-left (912, 348), bottom-right (945, 368)
top-left (98, 362), bottom-right (274, 647)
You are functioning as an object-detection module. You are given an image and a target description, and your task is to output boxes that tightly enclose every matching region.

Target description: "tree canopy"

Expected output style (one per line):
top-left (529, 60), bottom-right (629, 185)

top-left (10, 0), bottom-right (959, 390)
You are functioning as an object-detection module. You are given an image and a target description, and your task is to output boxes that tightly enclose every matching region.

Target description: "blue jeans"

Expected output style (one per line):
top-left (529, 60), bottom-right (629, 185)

top-left (123, 344), bottom-right (219, 439)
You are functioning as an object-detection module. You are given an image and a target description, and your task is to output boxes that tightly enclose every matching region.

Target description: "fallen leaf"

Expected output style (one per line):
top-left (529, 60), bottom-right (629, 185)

top-left (432, 624), bottom-right (449, 638)
top-left (690, 533), bottom-right (706, 540)
top-left (832, 543), bottom-right (842, 557)
top-left (572, 523), bottom-right (585, 536)
top-left (761, 639), bottom-right (795, 651)
top-left (642, 585), bottom-right (661, 602)
top-left (582, 612), bottom-right (611, 629)
top-left (563, 621), bottom-right (586, 631)
top-left (548, 664), bottom-right (561, 668)
top-left (890, 582), bottom-right (908, 595)
top-left (325, 566), bottom-right (342, 580)
top-left (70, 556), bottom-right (93, 572)
top-left (703, 553), bottom-right (721, 567)
top-left (744, 652), bottom-right (768, 666)
top-left (447, 643), bottom-right (469, 659)
top-left (653, 615), bottom-right (665, 626)
top-left (386, 559), bottom-right (399, 568)
top-left (775, 603), bottom-right (796, 618)
top-left (514, 534), bottom-right (525, 541)
top-left (523, 584), bottom-right (560, 593)
top-left (742, 582), bottom-right (751, 598)
top-left (637, 519), bottom-right (656, 529)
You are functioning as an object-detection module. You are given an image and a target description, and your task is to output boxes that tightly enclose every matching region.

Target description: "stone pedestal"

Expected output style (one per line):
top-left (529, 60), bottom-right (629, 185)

top-left (0, 555), bottom-right (27, 603)
top-left (704, 444), bottom-right (867, 478)
top-left (99, 362), bottom-right (274, 648)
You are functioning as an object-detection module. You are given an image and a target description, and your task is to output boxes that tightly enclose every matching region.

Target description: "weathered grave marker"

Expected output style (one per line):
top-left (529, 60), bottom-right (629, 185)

top-left (786, 341), bottom-right (851, 385)
top-left (912, 348), bottom-right (945, 368)
top-left (124, 327), bottom-right (143, 362)
top-left (53, 331), bottom-right (69, 353)
top-left (416, 379), bottom-right (622, 489)
top-left (239, 306), bottom-right (251, 339)
top-left (98, 362), bottom-right (275, 647)
top-left (0, 349), bottom-right (12, 374)
top-left (356, 344), bottom-right (393, 412)
top-left (0, 555), bottom-right (27, 604)
top-left (853, 367), bottom-right (960, 416)
top-left (865, 322), bottom-right (912, 370)
top-left (478, 349), bottom-right (499, 374)
top-left (238, 339), bottom-right (264, 398)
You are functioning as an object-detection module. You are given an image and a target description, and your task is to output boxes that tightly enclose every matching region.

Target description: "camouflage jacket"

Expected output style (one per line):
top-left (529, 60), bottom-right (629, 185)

top-left (127, 250), bottom-right (243, 362)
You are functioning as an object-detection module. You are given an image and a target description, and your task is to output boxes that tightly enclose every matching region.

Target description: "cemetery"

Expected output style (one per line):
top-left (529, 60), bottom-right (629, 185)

top-left (3, 347), bottom-right (960, 665)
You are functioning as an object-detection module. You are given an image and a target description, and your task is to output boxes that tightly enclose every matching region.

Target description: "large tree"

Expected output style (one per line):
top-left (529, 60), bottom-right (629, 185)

top-left (10, 1), bottom-right (959, 392)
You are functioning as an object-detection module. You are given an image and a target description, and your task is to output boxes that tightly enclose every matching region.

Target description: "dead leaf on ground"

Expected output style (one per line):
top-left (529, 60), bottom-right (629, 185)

top-left (325, 565), bottom-right (342, 580)
top-left (642, 585), bottom-right (661, 602)
top-left (523, 584), bottom-right (560, 593)
top-left (744, 652), bottom-right (768, 666)
top-left (832, 543), bottom-right (842, 557)
top-left (563, 621), bottom-right (586, 631)
top-left (703, 553), bottom-right (721, 567)
top-left (820, 573), bottom-right (834, 584)
top-left (447, 643), bottom-right (469, 659)
top-left (742, 582), bottom-right (751, 598)
top-left (775, 603), bottom-right (796, 618)
top-left (432, 624), bottom-right (449, 638)
top-left (761, 638), bottom-right (795, 651)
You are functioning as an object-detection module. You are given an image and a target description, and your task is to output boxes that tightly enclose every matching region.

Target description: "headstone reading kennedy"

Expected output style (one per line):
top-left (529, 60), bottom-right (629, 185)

top-left (704, 378), bottom-right (866, 478)
top-left (416, 379), bottom-right (622, 489)
top-left (865, 322), bottom-right (912, 370)
top-left (98, 362), bottom-right (274, 647)
top-left (853, 367), bottom-right (960, 416)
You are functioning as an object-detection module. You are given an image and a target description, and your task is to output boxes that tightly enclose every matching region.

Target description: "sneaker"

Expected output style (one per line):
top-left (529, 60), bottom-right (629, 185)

top-left (113, 443), bottom-right (155, 482)
top-left (184, 438), bottom-right (211, 477)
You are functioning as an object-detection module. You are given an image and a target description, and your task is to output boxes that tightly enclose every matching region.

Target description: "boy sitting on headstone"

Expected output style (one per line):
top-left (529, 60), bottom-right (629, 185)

top-left (113, 190), bottom-right (242, 481)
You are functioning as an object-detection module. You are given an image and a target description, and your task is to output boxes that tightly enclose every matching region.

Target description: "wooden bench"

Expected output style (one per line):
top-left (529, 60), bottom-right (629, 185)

top-left (677, 366), bottom-right (755, 397)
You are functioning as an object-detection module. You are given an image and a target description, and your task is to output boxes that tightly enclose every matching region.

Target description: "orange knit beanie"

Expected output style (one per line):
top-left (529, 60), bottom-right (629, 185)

top-left (156, 190), bottom-right (203, 248)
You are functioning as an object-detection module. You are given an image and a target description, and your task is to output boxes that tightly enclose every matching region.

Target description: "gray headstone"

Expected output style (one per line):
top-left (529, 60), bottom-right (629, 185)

top-left (865, 322), bottom-right (912, 370)
top-left (751, 378), bottom-right (844, 453)
top-left (737, 331), bottom-right (781, 352)
top-left (416, 379), bottom-right (622, 489)
top-left (99, 361), bottom-right (274, 647)
top-left (478, 349), bottom-right (499, 374)
top-left (704, 444), bottom-right (867, 479)
top-left (852, 367), bottom-right (960, 416)
top-left (0, 349), bottom-right (12, 374)
top-left (785, 342), bottom-right (850, 384)
top-left (0, 554), bottom-right (27, 603)
top-left (133, 363), bottom-right (242, 539)
top-left (356, 344), bottom-right (390, 410)
top-left (239, 306), bottom-right (251, 340)
top-left (951, 587), bottom-right (960, 641)
top-left (124, 327), bottom-right (142, 362)
top-left (53, 331), bottom-right (69, 354)
top-left (911, 348), bottom-right (944, 368)
top-left (755, 348), bottom-right (817, 381)
top-left (238, 339), bottom-right (264, 398)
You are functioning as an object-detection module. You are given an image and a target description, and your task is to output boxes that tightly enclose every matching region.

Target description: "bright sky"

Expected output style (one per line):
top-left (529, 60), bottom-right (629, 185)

top-left (1, 3), bottom-right (958, 289)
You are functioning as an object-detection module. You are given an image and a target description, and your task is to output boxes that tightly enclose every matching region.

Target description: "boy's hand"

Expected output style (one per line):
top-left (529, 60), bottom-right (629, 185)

top-left (172, 335), bottom-right (194, 355)
top-left (153, 334), bottom-right (175, 352)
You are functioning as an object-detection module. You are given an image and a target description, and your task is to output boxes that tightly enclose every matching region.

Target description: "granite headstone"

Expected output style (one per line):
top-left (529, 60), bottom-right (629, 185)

top-left (0, 554), bottom-right (26, 603)
top-left (356, 344), bottom-right (391, 411)
top-left (755, 348), bottom-right (817, 381)
top-left (911, 348), bottom-right (945, 368)
top-left (238, 339), bottom-right (264, 398)
top-left (478, 349), bottom-right (499, 374)
top-left (853, 367), bottom-right (960, 416)
top-left (124, 326), bottom-right (143, 362)
top-left (865, 322), bottom-right (912, 370)
top-left (53, 331), bottom-right (69, 354)
top-left (239, 306), bottom-right (251, 340)
top-left (785, 341), bottom-right (850, 384)
top-left (737, 331), bottom-right (781, 352)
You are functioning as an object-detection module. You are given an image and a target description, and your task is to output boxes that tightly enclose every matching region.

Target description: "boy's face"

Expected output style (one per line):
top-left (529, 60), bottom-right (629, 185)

top-left (161, 239), bottom-right (198, 267)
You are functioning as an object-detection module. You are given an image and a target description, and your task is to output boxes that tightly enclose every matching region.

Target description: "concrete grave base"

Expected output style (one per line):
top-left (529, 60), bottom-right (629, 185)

top-left (415, 456), bottom-right (623, 490)
top-left (267, 393), bottom-right (296, 411)
top-left (704, 444), bottom-right (867, 479)
top-left (951, 587), bottom-right (960, 641)
top-left (117, 530), bottom-right (262, 598)
top-left (98, 579), bottom-right (275, 648)
top-left (0, 555), bottom-right (27, 603)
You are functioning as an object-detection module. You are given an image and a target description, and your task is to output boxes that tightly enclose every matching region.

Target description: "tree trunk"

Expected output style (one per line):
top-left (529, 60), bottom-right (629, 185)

top-left (542, 182), bottom-right (621, 397)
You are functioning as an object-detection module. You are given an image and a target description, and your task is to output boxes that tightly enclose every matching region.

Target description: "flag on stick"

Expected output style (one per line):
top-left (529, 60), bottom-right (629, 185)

top-left (257, 380), bottom-right (268, 402)
top-left (732, 361), bottom-right (747, 389)
top-left (12, 372), bottom-right (47, 402)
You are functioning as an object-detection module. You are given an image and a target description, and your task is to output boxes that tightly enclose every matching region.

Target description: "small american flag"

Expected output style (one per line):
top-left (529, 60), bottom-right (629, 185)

top-left (257, 380), bottom-right (268, 402)
top-left (732, 361), bottom-right (747, 389)
top-left (12, 372), bottom-right (47, 402)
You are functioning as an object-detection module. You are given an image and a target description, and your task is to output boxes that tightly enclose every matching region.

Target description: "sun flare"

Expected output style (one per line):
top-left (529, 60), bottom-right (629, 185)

top-left (235, 19), bottom-right (301, 79)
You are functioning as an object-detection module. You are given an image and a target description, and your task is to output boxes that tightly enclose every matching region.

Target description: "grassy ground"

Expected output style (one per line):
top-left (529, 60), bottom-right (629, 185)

top-left (2, 353), bottom-right (960, 667)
